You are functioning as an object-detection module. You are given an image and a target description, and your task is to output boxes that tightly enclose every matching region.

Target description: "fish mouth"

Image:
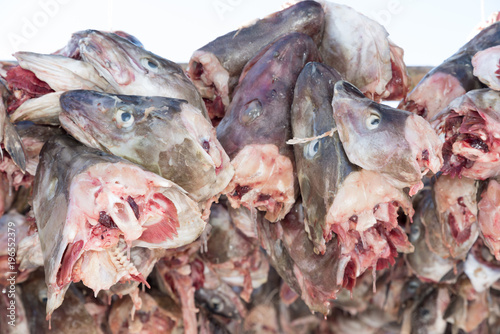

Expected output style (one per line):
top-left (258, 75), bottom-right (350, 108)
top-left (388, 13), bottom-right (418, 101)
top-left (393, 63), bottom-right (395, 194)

top-left (404, 114), bottom-right (443, 195)
top-left (435, 104), bottom-right (496, 179)
top-left (79, 32), bottom-right (137, 86)
top-left (187, 50), bottom-right (230, 120)
top-left (51, 162), bottom-right (205, 301)
top-left (59, 112), bottom-right (107, 152)
top-left (399, 72), bottom-right (466, 121)
top-left (223, 144), bottom-right (295, 222)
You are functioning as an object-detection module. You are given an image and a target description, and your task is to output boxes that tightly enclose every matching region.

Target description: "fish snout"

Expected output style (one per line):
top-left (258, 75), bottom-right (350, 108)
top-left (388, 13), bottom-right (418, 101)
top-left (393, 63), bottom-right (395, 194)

top-left (334, 80), bottom-right (366, 100)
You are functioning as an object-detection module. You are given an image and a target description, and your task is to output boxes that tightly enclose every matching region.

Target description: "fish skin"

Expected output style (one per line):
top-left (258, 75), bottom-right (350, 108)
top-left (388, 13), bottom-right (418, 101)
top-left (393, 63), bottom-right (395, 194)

top-left (291, 61), bottom-right (354, 250)
top-left (319, 1), bottom-right (409, 101)
top-left (217, 32), bottom-right (320, 222)
top-left (19, 271), bottom-right (99, 334)
top-left (59, 90), bottom-right (233, 203)
top-left (400, 21), bottom-right (500, 121)
top-left (186, 1), bottom-right (324, 122)
top-left (332, 80), bottom-right (442, 195)
top-left (0, 89), bottom-right (27, 174)
top-left (54, 29), bottom-right (144, 59)
top-left (203, 203), bottom-right (268, 302)
top-left (79, 30), bottom-right (209, 119)
top-left (33, 135), bottom-right (205, 318)
top-left (292, 63), bottom-right (414, 281)
top-left (407, 286), bottom-right (450, 334)
top-left (257, 201), bottom-right (342, 315)
top-left (406, 186), bottom-right (456, 283)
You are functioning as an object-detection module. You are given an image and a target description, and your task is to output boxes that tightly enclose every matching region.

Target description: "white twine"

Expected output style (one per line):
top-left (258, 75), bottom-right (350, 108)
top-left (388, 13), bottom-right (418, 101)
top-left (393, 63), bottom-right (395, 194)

top-left (286, 127), bottom-right (337, 145)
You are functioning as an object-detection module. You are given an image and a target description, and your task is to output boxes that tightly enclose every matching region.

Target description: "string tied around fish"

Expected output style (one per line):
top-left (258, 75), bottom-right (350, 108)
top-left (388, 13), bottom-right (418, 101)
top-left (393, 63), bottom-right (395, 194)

top-left (286, 127), bottom-right (337, 145)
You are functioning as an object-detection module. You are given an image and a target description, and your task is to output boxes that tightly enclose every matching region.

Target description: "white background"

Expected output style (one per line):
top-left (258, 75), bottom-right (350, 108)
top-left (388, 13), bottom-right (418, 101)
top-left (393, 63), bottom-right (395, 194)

top-left (0, 0), bottom-right (498, 66)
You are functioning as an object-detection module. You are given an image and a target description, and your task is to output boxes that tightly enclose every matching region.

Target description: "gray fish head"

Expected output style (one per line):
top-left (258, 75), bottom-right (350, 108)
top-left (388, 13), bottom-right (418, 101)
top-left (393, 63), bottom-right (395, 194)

top-left (195, 288), bottom-right (240, 319)
top-left (332, 80), bottom-right (410, 148)
top-left (79, 30), bottom-right (178, 87)
top-left (332, 80), bottom-right (443, 191)
top-left (59, 90), bottom-right (158, 150)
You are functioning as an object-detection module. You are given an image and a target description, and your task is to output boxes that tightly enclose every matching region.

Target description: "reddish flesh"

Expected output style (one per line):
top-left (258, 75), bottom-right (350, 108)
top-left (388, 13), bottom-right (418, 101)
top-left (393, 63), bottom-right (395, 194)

top-left (204, 96), bottom-right (225, 125)
top-left (5, 66), bottom-right (54, 113)
top-left (386, 58), bottom-right (406, 100)
top-left (57, 240), bottom-right (84, 286)
top-left (138, 193), bottom-right (180, 244)
top-left (448, 212), bottom-right (472, 244)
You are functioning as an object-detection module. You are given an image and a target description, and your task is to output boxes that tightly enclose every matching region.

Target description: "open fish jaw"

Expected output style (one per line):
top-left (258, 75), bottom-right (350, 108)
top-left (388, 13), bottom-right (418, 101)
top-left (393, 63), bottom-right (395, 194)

top-left (433, 89), bottom-right (500, 179)
top-left (187, 50), bottom-right (230, 120)
top-left (33, 136), bottom-right (205, 318)
top-left (223, 144), bottom-right (295, 222)
top-left (186, 1), bottom-right (324, 121)
top-left (400, 72), bottom-right (467, 120)
top-left (326, 170), bottom-right (413, 245)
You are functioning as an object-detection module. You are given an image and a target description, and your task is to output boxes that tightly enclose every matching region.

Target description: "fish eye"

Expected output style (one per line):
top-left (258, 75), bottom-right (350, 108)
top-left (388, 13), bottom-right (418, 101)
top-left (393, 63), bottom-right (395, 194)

top-left (38, 288), bottom-right (48, 303)
top-left (141, 57), bottom-right (160, 72)
top-left (410, 224), bottom-right (420, 242)
top-left (115, 108), bottom-right (134, 128)
top-left (304, 139), bottom-right (320, 159)
top-left (210, 296), bottom-right (224, 313)
top-left (366, 113), bottom-right (381, 130)
top-left (240, 99), bottom-right (262, 124)
top-left (47, 177), bottom-right (58, 199)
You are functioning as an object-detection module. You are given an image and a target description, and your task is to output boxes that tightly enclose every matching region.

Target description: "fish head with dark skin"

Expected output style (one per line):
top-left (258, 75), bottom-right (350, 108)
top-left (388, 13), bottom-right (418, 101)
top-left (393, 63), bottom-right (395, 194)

top-left (79, 30), bottom-right (208, 118)
top-left (332, 80), bottom-right (442, 195)
top-left (406, 186), bottom-right (456, 283)
top-left (59, 90), bottom-right (233, 202)
top-left (217, 32), bottom-right (320, 222)
top-left (187, 1), bottom-right (325, 122)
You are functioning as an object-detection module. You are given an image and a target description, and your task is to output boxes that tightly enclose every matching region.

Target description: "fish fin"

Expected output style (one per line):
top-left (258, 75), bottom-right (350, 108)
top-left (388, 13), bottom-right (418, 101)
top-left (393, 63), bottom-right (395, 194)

top-left (3, 120), bottom-right (26, 173)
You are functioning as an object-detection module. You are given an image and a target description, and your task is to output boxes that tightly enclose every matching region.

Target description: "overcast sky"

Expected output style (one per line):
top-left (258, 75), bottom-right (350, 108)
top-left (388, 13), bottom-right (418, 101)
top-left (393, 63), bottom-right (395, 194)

top-left (0, 0), bottom-right (498, 66)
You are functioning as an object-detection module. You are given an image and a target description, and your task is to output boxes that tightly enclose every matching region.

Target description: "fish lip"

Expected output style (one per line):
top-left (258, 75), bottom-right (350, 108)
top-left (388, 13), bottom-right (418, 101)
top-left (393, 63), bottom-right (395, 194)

top-left (59, 112), bottom-right (107, 152)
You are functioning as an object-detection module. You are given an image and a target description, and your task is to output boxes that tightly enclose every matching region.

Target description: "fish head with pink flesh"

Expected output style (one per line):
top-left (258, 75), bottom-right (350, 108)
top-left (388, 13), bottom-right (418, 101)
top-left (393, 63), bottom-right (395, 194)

top-left (33, 136), bottom-right (205, 318)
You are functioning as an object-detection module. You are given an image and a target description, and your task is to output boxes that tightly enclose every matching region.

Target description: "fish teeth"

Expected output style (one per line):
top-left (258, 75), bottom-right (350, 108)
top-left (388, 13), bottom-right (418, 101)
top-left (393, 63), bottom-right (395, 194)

top-left (110, 245), bottom-right (141, 279)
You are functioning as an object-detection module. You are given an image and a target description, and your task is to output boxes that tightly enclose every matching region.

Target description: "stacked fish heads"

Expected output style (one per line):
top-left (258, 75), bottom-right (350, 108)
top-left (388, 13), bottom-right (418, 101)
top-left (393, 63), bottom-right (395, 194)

top-left (4, 1), bottom-right (500, 333)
